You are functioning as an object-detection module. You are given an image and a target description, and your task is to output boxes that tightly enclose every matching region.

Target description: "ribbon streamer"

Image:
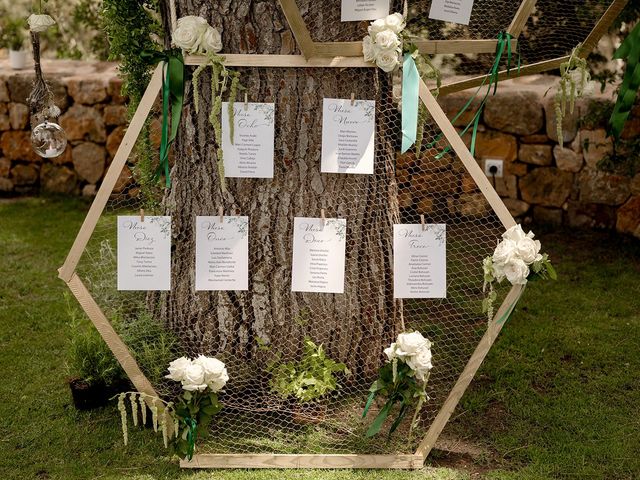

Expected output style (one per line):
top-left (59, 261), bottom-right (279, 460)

top-left (184, 416), bottom-right (198, 461)
top-left (401, 53), bottom-right (420, 153)
top-left (142, 49), bottom-right (185, 188)
top-left (495, 286), bottom-right (525, 326)
top-left (609, 22), bottom-right (640, 141)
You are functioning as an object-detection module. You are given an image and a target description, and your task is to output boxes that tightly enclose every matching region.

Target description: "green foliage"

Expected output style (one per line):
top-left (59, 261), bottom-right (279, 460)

top-left (0, 16), bottom-right (27, 50)
top-left (173, 390), bottom-right (223, 459)
top-left (268, 339), bottom-right (349, 403)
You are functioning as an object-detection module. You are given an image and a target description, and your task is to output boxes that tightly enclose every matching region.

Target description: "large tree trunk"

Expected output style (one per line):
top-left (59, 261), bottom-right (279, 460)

top-left (155, 0), bottom-right (402, 381)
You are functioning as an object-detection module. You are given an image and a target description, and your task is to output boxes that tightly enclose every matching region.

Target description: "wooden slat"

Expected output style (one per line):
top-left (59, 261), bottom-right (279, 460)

top-left (185, 54), bottom-right (373, 68)
top-left (181, 454), bottom-right (424, 469)
top-left (437, 55), bottom-right (570, 96)
top-left (418, 79), bottom-right (516, 229)
top-left (415, 284), bottom-right (525, 458)
top-left (312, 39), bottom-right (516, 57)
top-left (278, 0), bottom-right (316, 59)
top-left (579, 0), bottom-right (629, 56)
top-left (58, 64), bottom-right (164, 282)
top-left (507, 0), bottom-right (537, 37)
top-left (66, 273), bottom-right (158, 398)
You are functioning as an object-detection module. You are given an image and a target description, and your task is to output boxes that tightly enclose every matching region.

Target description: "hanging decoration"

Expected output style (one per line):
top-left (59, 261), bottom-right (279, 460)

top-left (26, 12), bottom-right (68, 158)
top-left (609, 22), bottom-right (640, 141)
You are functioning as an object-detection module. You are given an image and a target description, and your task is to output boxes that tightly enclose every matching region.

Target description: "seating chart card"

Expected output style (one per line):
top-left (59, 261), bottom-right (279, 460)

top-left (117, 216), bottom-right (171, 291)
top-left (321, 98), bottom-right (375, 175)
top-left (393, 224), bottom-right (447, 298)
top-left (195, 216), bottom-right (249, 291)
top-left (221, 102), bottom-right (275, 178)
top-left (428, 0), bottom-right (475, 25)
top-left (341, 0), bottom-right (389, 21)
top-left (291, 217), bottom-right (347, 293)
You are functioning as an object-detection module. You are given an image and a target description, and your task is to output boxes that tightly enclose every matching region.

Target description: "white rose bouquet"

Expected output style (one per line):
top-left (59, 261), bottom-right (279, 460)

top-left (362, 13), bottom-right (406, 72)
top-left (362, 331), bottom-right (433, 439)
top-left (482, 225), bottom-right (557, 320)
top-left (171, 15), bottom-right (222, 55)
top-left (116, 355), bottom-right (228, 461)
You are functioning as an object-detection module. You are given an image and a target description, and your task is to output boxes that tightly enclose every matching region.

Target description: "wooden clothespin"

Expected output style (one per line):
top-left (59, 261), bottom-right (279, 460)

top-left (320, 208), bottom-right (326, 230)
top-left (244, 92), bottom-right (248, 111)
top-left (420, 214), bottom-right (426, 231)
top-left (218, 206), bottom-right (224, 223)
top-left (350, 92), bottom-right (355, 106)
top-left (140, 208), bottom-right (145, 222)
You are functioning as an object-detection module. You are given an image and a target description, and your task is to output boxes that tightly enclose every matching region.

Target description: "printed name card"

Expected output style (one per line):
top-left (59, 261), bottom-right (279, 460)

top-left (321, 98), bottom-right (375, 175)
top-left (341, 0), bottom-right (389, 21)
top-left (222, 102), bottom-right (275, 178)
top-left (428, 0), bottom-right (475, 25)
top-left (393, 224), bottom-right (447, 298)
top-left (117, 216), bottom-right (171, 291)
top-left (291, 217), bottom-right (347, 293)
top-left (195, 216), bottom-right (249, 291)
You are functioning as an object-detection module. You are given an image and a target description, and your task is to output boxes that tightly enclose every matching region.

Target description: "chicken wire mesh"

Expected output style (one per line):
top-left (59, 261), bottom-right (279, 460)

top-left (68, 0), bottom-right (617, 458)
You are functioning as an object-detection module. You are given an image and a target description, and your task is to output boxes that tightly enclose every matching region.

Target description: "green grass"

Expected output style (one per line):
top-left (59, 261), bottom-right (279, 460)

top-left (0, 197), bottom-right (638, 479)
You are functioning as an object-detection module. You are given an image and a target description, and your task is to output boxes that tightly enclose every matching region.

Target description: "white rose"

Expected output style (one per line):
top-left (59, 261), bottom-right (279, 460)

top-left (502, 258), bottom-right (530, 285)
top-left (368, 18), bottom-right (387, 39)
top-left (373, 29), bottom-right (400, 51)
top-left (384, 13), bottom-right (406, 34)
top-left (28, 14), bottom-right (56, 33)
top-left (492, 239), bottom-right (516, 266)
top-left (165, 356), bottom-right (191, 382)
top-left (194, 355), bottom-right (228, 391)
top-left (172, 16), bottom-right (208, 53)
top-left (493, 262), bottom-right (506, 282)
top-left (395, 331), bottom-right (430, 359)
top-left (182, 362), bottom-right (208, 391)
top-left (362, 35), bottom-right (379, 63)
top-left (375, 49), bottom-right (400, 73)
top-left (406, 347), bottom-right (432, 381)
top-left (383, 342), bottom-right (397, 361)
top-left (199, 25), bottom-right (222, 54)
top-left (502, 224), bottom-right (527, 244)
top-left (515, 236), bottom-right (541, 264)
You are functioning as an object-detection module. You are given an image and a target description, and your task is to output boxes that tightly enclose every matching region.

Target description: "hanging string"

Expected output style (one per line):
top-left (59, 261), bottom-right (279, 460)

top-left (168, 0), bottom-right (177, 34)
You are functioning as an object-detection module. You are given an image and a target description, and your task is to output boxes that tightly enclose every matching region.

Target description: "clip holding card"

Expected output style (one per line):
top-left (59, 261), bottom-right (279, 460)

top-left (218, 206), bottom-right (224, 223)
top-left (350, 92), bottom-right (355, 106)
top-left (244, 92), bottom-right (249, 111)
top-left (140, 208), bottom-right (145, 222)
top-left (320, 208), bottom-right (326, 230)
top-left (420, 214), bottom-right (426, 231)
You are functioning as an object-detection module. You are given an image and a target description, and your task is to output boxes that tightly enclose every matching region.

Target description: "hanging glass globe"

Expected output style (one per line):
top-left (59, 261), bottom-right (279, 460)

top-left (31, 121), bottom-right (68, 158)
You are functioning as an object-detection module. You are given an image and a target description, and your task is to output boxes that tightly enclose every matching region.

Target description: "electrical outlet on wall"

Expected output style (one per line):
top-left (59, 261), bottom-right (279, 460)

top-left (484, 159), bottom-right (504, 178)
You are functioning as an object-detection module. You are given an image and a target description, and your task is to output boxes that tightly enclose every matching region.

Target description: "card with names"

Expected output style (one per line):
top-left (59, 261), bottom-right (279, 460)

top-left (321, 98), bottom-right (375, 175)
top-left (291, 217), bottom-right (347, 294)
top-left (393, 224), bottom-right (447, 298)
top-left (221, 102), bottom-right (275, 178)
top-left (117, 216), bottom-right (171, 291)
top-left (428, 0), bottom-right (475, 25)
top-left (195, 216), bottom-right (249, 291)
top-left (341, 0), bottom-right (389, 21)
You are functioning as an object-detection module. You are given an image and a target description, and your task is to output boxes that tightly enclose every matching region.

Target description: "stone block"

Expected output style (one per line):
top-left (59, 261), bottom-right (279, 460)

top-left (0, 157), bottom-right (10, 177)
top-left (521, 134), bottom-right (549, 144)
top-left (631, 174), bottom-right (640, 196)
top-left (113, 165), bottom-right (133, 194)
top-left (82, 184), bottom-right (97, 197)
top-left (519, 144), bottom-right (553, 166)
top-left (7, 75), bottom-right (68, 110)
top-left (106, 126), bottom-right (126, 158)
top-left (40, 164), bottom-right (78, 194)
top-left (520, 168), bottom-right (573, 207)
top-left (554, 145), bottom-right (583, 172)
top-left (0, 131), bottom-right (41, 162)
top-left (72, 142), bottom-right (106, 184)
top-left (0, 80), bottom-right (9, 102)
top-left (566, 201), bottom-right (617, 229)
top-left (494, 174), bottom-right (518, 199)
top-left (509, 162), bottom-right (528, 176)
top-left (533, 206), bottom-right (563, 226)
top-left (616, 196), bottom-right (640, 238)
top-left (438, 92), bottom-right (477, 127)
top-left (412, 171), bottom-right (459, 195)
top-left (484, 91), bottom-right (544, 135)
top-left (60, 105), bottom-right (107, 143)
top-left (11, 164), bottom-right (39, 185)
top-left (578, 129), bottom-right (613, 169)
top-left (416, 196), bottom-right (435, 214)
top-left (67, 77), bottom-right (108, 105)
top-left (475, 130), bottom-right (518, 163)
top-left (578, 170), bottom-right (630, 205)
top-left (9, 102), bottom-right (29, 130)
top-left (451, 193), bottom-right (491, 217)
top-left (503, 198), bottom-right (530, 217)
top-left (107, 77), bottom-right (126, 104)
top-left (103, 105), bottom-right (128, 126)
top-left (0, 177), bottom-right (13, 192)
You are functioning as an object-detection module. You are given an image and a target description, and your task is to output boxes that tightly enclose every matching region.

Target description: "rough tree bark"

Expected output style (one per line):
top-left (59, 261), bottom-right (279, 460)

top-left (154, 0), bottom-right (402, 379)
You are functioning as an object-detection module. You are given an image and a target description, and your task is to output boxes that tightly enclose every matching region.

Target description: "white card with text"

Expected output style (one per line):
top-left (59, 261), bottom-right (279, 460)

top-left (117, 216), bottom-right (171, 291)
top-left (195, 216), bottom-right (249, 291)
top-left (428, 0), bottom-right (474, 25)
top-left (393, 224), bottom-right (446, 298)
top-left (341, 0), bottom-right (389, 21)
top-left (222, 102), bottom-right (275, 178)
top-left (321, 98), bottom-right (375, 175)
top-left (291, 217), bottom-right (347, 293)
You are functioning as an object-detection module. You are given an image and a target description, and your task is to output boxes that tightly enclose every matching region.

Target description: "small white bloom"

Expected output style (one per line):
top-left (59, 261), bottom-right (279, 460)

top-left (373, 29), bottom-right (400, 51)
top-left (28, 14), bottom-right (56, 33)
top-left (502, 258), bottom-right (530, 285)
top-left (383, 342), bottom-right (397, 361)
top-left (199, 25), bottom-right (222, 54)
top-left (172, 15), bottom-right (208, 53)
top-left (395, 331), bottom-right (430, 359)
top-left (194, 355), bottom-right (228, 392)
top-left (362, 35), bottom-right (379, 63)
top-left (492, 239), bottom-right (517, 266)
top-left (375, 49), bottom-right (400, 73)
top-left (502, 224), bottom-right (527, 244)
top-left (383, 13), bottom-right (406, 34)
top-left (515, 236), bottom-right (541, 264)
top-left (165, 356), bottom-right (191, 382)
top-left (493, 262), bottom-right (506, 282)
top-left (182, 362), bottom-right (208, 391)
top-left (406, 346), bottom-right (432, 381)
top-left (367, 18), bottom-right (387, 39)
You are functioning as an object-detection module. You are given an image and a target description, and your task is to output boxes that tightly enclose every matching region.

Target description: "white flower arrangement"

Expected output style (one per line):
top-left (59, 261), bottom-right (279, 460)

top-left (166, 355), bottom-right (229, 392)
top-left (27, 14), bottom-right (56, 33)
top-left (482, 225), bottom-right (557, 320)
top-left (362, 13), bottom-right (406, 72)
top-left (171, 15), bottom-right (222, 55)
top-left (383, 331), bottom-right (433, 381)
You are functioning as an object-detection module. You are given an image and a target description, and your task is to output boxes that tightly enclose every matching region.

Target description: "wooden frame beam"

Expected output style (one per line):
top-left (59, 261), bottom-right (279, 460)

top-left (181, 454), bottom-right (424, 469)
top-left (507, 0), bottom-right (537, 37)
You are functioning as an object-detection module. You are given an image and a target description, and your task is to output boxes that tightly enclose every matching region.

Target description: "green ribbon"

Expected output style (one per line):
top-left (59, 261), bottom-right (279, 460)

top-left (495, 286), bottom-right (525, 326)
top-left (609, 22), bottom-right (640, 141)
top-left (184, 416), bottom-right (198, 461)
top-left (141, 49), bottom-right (185, 188)
top-left (401, 53), bottom-right (420, 153)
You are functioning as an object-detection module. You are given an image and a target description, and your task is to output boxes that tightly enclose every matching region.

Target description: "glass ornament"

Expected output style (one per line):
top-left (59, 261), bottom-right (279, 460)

top-left (31, 121), bottom-right (68, 158)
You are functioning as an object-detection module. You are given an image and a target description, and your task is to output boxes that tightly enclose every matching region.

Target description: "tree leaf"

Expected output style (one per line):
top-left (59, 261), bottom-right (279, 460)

top-left (365, 399), bottom-right (395, 437)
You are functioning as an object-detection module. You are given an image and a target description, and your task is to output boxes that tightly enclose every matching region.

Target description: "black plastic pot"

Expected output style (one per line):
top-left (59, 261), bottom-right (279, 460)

top-left (68, 377), bottom-right (129, 410)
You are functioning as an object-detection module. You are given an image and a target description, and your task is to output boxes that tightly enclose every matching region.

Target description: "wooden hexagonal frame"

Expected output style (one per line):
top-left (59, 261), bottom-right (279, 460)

top-left (58, 0), bottom-right (626, 469)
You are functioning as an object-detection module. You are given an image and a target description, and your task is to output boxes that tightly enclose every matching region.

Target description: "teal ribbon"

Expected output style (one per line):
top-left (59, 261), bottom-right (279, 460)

top-left (141, 49), bottom-right (185, 188)
top-left (184, 416), bottom-right (198, 461)
top-left (609, 22), bottom-right (640, 141)
top-left (401, 53), bottom-right (420, 153)
top-left (495, 286), bottom-right (525, 326)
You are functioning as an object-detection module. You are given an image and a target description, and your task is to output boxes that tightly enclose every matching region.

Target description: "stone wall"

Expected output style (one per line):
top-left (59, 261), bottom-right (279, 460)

top-left (0, 60), bottom-right (638, 238)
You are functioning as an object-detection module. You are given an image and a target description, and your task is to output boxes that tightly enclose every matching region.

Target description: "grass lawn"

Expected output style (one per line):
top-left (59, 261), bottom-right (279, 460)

top-left (0, 197), bottom-right (638, 480)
